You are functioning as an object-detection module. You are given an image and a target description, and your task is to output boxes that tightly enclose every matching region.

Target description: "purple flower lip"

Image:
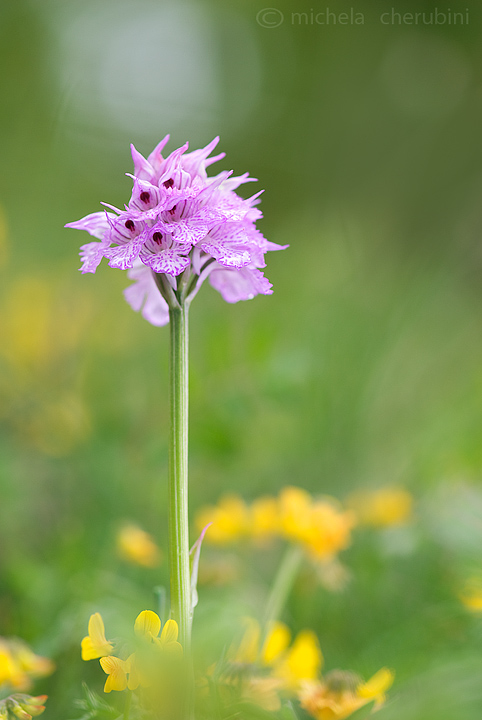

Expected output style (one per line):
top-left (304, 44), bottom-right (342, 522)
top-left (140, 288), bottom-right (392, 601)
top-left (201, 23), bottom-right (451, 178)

top-left (66, 136), bottom-right (288, 325)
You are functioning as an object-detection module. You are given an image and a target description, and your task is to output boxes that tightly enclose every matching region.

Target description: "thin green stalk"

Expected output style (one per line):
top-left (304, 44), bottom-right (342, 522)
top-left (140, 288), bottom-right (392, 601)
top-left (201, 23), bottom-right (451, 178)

top-left (262, 544), bottom-right (303, 643)
top-left (123, 690), bottom-right (132, 720)
top-left (168, 303), bottom-right (191, 650)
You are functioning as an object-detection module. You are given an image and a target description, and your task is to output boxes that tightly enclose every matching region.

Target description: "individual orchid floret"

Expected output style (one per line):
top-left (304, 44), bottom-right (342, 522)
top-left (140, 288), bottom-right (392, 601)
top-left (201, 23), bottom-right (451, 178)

top-left (66, 136), bottom-right (287, 325)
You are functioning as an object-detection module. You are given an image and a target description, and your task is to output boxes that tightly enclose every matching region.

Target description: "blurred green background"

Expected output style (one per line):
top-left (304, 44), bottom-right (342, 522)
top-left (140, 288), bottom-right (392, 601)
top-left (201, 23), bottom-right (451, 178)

top-left (2, 0), bottom-right (482, 717)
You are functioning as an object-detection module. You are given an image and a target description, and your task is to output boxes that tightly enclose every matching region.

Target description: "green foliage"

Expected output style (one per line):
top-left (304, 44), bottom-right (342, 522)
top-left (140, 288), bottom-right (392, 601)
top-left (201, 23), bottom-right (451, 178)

top-left (1, 0), bottom-right (482, 718)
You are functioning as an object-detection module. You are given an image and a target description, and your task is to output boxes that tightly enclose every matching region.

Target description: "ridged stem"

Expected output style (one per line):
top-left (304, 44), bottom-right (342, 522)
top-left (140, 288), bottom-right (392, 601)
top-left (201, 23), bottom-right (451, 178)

top-left (168, 303), bottom-right (191, 650)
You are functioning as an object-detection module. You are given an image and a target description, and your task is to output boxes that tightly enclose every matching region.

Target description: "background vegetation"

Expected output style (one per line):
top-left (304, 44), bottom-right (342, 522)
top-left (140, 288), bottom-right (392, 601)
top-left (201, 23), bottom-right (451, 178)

top-left (1, 0), bottom-right (482, 717)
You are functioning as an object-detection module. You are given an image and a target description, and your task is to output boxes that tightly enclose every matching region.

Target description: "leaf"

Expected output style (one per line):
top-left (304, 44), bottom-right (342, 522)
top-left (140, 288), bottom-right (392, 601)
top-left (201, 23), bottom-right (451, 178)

top-left (189, 522), bottom-right (212, 609)
top-left (280, 701), bottom-right (301, 720)
top-left (226, 700), bottom-right (280, 719)
top-left (68, 684), bottom-right (118, 720)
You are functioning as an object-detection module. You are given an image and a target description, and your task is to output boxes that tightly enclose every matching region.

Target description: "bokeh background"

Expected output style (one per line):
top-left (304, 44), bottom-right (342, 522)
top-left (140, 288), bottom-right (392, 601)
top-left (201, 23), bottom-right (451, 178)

top-left (2, 0), bottom-right (482, 717)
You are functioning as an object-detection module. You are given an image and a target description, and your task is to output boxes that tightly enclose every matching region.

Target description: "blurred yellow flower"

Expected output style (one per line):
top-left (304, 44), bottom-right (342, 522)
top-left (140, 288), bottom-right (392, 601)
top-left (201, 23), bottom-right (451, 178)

top-left (250, 496), bottom-right (280, 542)
top-left (196, 486), bottom-right (354, 561)
top-left (347, 487), bottom-right (413, 528)
top-left (261, 622), bottom-right (291, 666)
top-left (0, 274), bottom-right (93, 456)
top-left (459, 577), bottom-right (482, 612)
top-left (81, 613), bottom-right (114, 661)
top-left (278, 486), bottom-right (313, 542)
top-left (240, 676), bottom-right (283, 712)
top-left (232, 618), bottom-right (291, 668)
top-left (300, 667), bottom-right (394, 720)
top-left (195, 494), bottom-right (249, 544)
top-left (0, 640), bottom-right (54, 692)
top-left (272, 630), bottom-right (323, 691)
top-left (302, 502), bottom-right (355, 561)
top-left (0, 276), bottom-right (91, 376)
top-left (216, 619), bottom-right (288, 712)
top-left (117, 524), bottom-right (162, 568)
top-left (277, 487), bottom-right (355, 559)
top-left (357, 667), bottom-right (393, 702)
top-left (232, 619), bottom-right (322, 691)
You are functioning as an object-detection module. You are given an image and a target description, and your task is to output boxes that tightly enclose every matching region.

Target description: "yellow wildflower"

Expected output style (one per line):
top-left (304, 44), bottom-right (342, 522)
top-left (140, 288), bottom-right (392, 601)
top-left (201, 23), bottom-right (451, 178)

top-left (195, 494), bottom-right (250, 544)
top-left (0, 694), bottom-right (48, 720)
top-left (99, 656), bottom-right (128, 693)
top-left (81, 614), bottom-right (114, 661)
top-left (128, 614), bottom-right (182, 691)
top-left (347, 487), bottom-right (413, 528)
top-left (300, 668), bottom-right (394, 720)
top-left (134, 610), bottom-right (162, 639)
top-left (197, 486), bottom-right (354, 563)
top-left (82, 610), bottom-right (183, 694)
top-left (134, 611), bottom-right (182, 655)
top-left (117, 524), bottom-right (162, 568)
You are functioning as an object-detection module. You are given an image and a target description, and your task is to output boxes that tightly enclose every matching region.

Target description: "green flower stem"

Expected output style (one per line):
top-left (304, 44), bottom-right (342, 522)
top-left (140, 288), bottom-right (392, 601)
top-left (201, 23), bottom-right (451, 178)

top-left (262, 544), bottom-right (303, 642)
top-left (168, 303), bottom-right (192, 651)
top-left (123, 690), bottom-right (132, 720)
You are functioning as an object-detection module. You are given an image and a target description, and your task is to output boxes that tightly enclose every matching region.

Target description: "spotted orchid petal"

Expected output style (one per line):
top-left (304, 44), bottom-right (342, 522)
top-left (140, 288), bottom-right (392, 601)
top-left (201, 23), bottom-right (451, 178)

top-left (139, 232), bottom-right (191, 276)
top-left (65, 211), bottom-right (115, 240)
top-left (209, 266), bottom-right (273, 303)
